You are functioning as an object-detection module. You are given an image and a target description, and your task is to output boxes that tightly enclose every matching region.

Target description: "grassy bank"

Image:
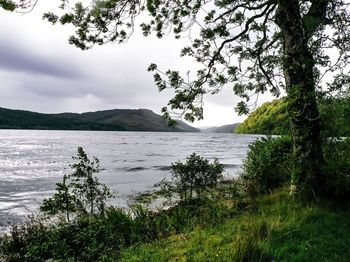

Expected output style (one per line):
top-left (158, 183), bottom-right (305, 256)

top-left (121, 189), bottom-right (350, 261)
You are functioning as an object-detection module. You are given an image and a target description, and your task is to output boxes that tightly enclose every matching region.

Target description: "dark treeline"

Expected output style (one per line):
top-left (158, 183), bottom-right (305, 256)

top-left (0, 107), bottom-right (199, 132)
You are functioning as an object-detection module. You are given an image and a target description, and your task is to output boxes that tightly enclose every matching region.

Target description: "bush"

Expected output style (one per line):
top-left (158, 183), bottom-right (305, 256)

top-left (0, 210), bottom-right (130, 261)
top-left (159, 153), bottom-right (224, 201)
top-left (0, 199), bottom-right (236, 261)
top-left (240, 136), bottom-right (293, 196)
top-left (322, 138), bottom-right (350, 199)
top-left (240, 136), bottom-right (350, 200)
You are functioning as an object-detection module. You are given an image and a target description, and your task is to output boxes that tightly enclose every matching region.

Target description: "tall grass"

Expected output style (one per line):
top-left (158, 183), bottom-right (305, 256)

top-left (2, 188), bottom-right (349, 261)
top-left (121, 189), bottom-right (350, 262)
top-left (0, 196), bottom-right (236, 261)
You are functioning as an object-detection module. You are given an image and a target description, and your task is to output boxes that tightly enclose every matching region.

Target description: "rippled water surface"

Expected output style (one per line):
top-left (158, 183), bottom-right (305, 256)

top-left (0, 130), bottom-right (261, 225)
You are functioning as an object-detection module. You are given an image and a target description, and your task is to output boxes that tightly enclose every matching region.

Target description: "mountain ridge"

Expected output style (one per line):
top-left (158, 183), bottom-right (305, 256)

top-left (0, 107), bottom-right (199, 132)
top-left (201, 123), bottom-right (240, 133)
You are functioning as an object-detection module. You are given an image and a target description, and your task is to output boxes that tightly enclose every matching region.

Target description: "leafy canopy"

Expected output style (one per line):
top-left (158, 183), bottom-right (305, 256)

top-left (35, 0), bottom-right (350, 121)
top-left (0, 0), bottom-right (38, 12)
top-left (2, 1), bottom-right (349, 122)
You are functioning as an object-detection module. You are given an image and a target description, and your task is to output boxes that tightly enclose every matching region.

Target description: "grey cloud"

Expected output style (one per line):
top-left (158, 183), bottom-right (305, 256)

top-left (0, 41), bottom-right (83, 79)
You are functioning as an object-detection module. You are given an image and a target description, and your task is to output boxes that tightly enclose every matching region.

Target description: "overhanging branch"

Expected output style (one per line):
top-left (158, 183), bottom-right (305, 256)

top-left (206, 3), bottom-right (273, 81)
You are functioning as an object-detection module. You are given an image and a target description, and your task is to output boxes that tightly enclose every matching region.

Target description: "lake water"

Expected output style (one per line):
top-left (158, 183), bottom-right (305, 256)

top-left (0, 130), bottom-right (260, 225)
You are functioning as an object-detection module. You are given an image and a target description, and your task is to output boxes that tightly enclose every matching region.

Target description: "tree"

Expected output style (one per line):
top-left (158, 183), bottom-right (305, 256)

top-left (4, 1), bottom-right (350, 198)
top-left (68, 147), bottom-right (113, 215)
top-left (41, 147), bottom-right (113, 220)
top-left (40, 174), bottom-right (77, 222)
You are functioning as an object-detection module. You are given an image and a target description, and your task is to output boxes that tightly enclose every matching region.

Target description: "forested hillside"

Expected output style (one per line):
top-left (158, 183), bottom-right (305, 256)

top-left (235, 99), bottom-right (289, 135)
top-left (0, 108), bottom-right (199, 132)
top-left (235, 97), bottom-right (350, 136)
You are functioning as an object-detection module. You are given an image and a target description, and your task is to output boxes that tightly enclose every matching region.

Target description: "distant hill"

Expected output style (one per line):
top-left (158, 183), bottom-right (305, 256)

top-left (201, 123), bottom-right (240, 133)
top-left (235, 97), bottom-right (350, 136)
top-left (0, 107), bottom-right (199, 132)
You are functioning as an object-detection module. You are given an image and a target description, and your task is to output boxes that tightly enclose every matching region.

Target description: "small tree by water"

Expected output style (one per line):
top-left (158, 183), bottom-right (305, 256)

top-left (40, 147), bottom-right (113, 220)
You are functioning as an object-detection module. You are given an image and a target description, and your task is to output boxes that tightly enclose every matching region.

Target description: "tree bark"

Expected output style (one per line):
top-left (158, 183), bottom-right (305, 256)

top-left (276, 0), bottom-right (325, 199)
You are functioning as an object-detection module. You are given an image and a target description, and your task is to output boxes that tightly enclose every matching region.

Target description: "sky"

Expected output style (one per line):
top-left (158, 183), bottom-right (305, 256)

top-left (0, 2), bottom-right (274, 128)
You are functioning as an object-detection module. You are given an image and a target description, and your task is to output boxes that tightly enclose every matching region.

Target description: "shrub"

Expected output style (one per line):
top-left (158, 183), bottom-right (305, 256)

top-left (240, 136), bottom-right (350, 200)
top-left (322, 138), bottom-right (350, 199)
top-left (159, 153), bottom-right (224, 201)
top-left (240, 136), bottom-right (293, 196)
top-left (41, 147), bottom-right (113, 219)
top-left (0, 211), bottom-right (128, 261)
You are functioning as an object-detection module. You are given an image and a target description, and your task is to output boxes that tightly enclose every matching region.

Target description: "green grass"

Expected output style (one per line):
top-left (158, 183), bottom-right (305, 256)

top-left (2, 189), bottom-right (349, 261)
top-left (121, 190), bottom-right (350, 261)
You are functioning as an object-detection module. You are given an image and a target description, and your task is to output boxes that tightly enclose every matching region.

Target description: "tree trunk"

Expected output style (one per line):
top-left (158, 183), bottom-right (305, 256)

top-left (276, 0), bottom-right (325, 199)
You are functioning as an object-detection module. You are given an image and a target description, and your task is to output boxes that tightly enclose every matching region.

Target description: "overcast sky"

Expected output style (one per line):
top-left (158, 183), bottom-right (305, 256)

top-left (0, 2), bottom-right (274, 127)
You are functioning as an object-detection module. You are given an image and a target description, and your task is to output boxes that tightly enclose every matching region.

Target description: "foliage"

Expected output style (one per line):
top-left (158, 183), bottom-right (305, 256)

top-left (159, 153), bottom-right (224, 201)
top-left (240, 136), bottom-right (350, 200)
top-left (40, 147), bottom-right (113, 219)
top-left (235, 99), bottom-right (290, 135)
top-left (240, 136), bottom-right (293, 196)
top-left (0, 0), bottom-right (16, 11)
top-left (235, 96), bottom-right (350, 137)
top-left (37, 1), bottom-right (349, 117)
top-left (0, 209), bottom-right (129, 261)
top-left (2, 187), bottom-right (350, 261)
top-left (0, 0), bottom-right (39, 12)
top-left (68, 147), bottom-right (113, 215)
top-left (322, 138), bottom-right (350, 199)
top-left (40, 174), bottom-right (77, 222)
top-left (0, 197), bottom-right (234, 261)
top-left (318, 96), bottom-right (350, 138)
top-left (121, 190), bottom-right (350, 262)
